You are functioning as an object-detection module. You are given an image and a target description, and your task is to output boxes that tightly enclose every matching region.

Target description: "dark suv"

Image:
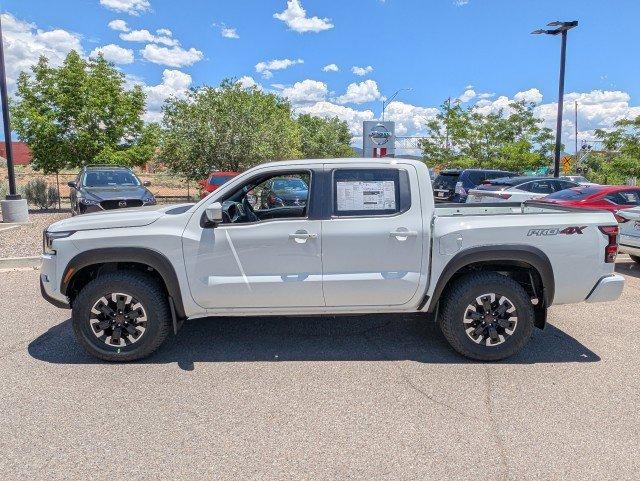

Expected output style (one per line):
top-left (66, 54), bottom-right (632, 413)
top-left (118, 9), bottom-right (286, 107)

top-left (432, 169), bottom-right (516, 203)
top-left (68, 166), bottom-right (156, 215)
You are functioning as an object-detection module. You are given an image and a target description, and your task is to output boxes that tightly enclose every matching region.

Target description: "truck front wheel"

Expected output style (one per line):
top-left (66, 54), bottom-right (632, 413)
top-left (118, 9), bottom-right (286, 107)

top-left (438, 272), bottom-right (534, 361)
top-left (71, 271), bottom-right (172, 362)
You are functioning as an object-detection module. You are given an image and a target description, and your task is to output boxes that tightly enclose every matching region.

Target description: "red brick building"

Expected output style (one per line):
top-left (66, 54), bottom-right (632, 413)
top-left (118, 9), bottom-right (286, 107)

top-left (0, 141), bottom-right (32, 165)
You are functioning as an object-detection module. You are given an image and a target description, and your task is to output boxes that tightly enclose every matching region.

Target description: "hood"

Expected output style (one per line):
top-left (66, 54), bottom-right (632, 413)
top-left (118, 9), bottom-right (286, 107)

top-left (273, 188), bottom-right (308, 199)
top-left (82, 186), bottom-right (151, 200)
top-left (47, 204), bottom-right (186, 233)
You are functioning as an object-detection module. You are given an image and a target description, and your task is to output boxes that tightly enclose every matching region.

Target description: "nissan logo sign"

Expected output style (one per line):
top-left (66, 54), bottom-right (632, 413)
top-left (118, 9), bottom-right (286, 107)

top-left (369, 124), bottom-right (392, 146)
top-left (118, 200), bottom-right (127, 208)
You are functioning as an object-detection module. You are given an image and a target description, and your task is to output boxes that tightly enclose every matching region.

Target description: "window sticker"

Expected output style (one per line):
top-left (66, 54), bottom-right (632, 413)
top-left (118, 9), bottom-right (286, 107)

top-left (336, 180), bottom-right (396, 211)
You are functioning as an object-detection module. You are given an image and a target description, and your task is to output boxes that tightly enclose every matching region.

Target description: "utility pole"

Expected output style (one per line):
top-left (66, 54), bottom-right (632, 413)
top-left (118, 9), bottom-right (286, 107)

top-left (381, 87), bottom-right (412, 121)
top-left (532, 20), bottom-right (578, 178)
top-left (574, 101), bottom-right (578, 162)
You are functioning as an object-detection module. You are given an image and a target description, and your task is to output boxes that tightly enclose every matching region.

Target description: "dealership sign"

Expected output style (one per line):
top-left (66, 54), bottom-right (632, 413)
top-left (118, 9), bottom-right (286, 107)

top-left (363, 121), bottom-right (395, 157)
top-left (369, 124), bottom-right (392, 146)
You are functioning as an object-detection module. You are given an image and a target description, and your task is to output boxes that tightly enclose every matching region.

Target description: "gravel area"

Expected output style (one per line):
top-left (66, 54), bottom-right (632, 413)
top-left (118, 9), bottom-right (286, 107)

top-left (0, 210), bottom-right (69, 258)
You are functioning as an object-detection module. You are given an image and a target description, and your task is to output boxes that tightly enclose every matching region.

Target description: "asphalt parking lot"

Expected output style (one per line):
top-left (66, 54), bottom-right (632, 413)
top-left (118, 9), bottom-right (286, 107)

top-left (1, 260), bottom-right (639, 481)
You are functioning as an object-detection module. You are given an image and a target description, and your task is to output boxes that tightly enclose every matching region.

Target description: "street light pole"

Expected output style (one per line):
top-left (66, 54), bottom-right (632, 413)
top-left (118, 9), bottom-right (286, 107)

top-left (381, 87), bottom-right (412, 121)
top-left (532, 20), bottom-right (578, 178)
top-left (0, 14), bottom-right (18, 199)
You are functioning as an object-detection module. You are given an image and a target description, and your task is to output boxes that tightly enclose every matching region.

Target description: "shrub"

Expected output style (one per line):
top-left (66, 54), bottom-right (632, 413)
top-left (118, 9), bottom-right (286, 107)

top-left (24, 178), bottom-right (59, 210)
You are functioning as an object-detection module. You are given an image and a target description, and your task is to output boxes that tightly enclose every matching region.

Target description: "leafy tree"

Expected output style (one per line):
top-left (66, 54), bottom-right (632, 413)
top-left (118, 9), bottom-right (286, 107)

top-left (594, 116), bottom-right (640, 183)
top-left (296, 114), bottom-right (355, 158)
top-left (160, 79), bottom-right (301, 180)
top-left (419, 99), bottom-right (554, 172)
top-left (11, 51), bottom-right (151, 173)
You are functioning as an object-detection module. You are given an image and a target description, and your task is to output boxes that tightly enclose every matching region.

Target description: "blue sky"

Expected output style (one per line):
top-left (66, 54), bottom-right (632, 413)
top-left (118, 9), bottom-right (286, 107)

top-left (2, 0), bottom-right (640, 151)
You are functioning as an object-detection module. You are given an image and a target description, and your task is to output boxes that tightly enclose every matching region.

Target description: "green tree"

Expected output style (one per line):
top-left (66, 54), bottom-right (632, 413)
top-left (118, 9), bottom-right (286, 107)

top-left (419, 99), bottom-right (554, 172)
top-left (11, 51), bottom-right (152, 173)
top-left (295, 114), bottom-right (355, 158)
top-left (160, 79), bottom-right (302, 180)
top-left (594, 115), bottom-right (640, 183)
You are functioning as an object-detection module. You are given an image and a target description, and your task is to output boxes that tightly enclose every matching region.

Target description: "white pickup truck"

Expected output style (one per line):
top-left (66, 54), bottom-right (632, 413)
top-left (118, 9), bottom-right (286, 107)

top-left (40, 158), bottom-right (624, 362)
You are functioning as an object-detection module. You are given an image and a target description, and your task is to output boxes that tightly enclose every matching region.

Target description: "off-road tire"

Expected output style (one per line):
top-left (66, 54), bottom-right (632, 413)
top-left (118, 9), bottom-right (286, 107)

top-left (438, 272), bottom-right (534, 361)
top-left (71, 271), bottom-right (172, 362)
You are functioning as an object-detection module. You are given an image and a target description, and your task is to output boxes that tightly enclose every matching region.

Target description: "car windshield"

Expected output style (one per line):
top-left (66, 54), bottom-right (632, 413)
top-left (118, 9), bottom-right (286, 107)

top-left (273, 179), bottom-right (307, 191)
top-left (209, 175), bottom-right (235, 186)
top-left (546, 186), bottom-right (602, 200)
top-left (83, 170), bottom-right (140, 187)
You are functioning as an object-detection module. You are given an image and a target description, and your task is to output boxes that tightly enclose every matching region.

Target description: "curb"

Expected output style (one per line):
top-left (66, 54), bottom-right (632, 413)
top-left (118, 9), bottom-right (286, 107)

top-left (0, 224), bottom-right (21, 233)
top-left (0, 256), bottom-right (41, 269)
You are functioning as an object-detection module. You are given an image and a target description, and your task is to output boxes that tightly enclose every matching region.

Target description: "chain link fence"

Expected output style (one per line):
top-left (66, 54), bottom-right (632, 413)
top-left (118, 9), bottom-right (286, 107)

top-left (1, 168), bottom-right (200, 209)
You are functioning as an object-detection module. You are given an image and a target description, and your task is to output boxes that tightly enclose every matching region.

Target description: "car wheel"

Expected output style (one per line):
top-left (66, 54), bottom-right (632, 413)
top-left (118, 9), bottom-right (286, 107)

top-left (630, 255), bottom-right (640, 264)
top-left (71, 271), bottom-right (172, 362)
top-left (438, 272), bottom-right (534, 361)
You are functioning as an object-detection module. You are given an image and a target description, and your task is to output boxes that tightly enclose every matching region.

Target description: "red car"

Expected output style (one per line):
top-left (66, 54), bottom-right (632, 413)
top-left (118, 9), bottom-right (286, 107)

top-left (539, 185), bottom-right (640, 221)
top-left (198, 171), bottom-right (239, 198)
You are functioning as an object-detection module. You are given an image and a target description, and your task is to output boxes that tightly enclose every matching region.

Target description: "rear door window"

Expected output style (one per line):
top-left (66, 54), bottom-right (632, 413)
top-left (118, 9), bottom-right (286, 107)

top-left (332, 168), bottom-right (410, 216)
top-left (519, 180), bottom-right (555, 194)
top-left (604, 190), bottom-right (640, 206)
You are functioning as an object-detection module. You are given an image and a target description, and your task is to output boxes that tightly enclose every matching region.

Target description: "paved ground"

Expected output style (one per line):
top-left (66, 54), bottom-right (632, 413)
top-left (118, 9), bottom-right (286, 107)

top-left (1, 260), bottom-right (639, 481)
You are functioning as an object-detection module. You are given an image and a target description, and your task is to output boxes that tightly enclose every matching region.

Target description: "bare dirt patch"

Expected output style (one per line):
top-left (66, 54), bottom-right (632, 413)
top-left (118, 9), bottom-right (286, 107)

top-left (0, 210), bottom-right (69, 258)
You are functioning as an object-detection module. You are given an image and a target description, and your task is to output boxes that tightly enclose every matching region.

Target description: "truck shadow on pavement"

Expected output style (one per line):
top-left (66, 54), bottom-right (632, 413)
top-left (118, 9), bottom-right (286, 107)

top-left (28, 313), bottom-right (600, 370)
top-left (616, 259), bottom-right (640, 279)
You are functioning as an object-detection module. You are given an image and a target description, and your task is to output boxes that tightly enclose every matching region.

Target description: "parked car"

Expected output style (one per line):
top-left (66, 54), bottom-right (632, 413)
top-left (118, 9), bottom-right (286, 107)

top-left (538, 185), bottom-right (640, 221)
top-left (198, 171), bottom-right (239, 198)
top-left (259, 176), bottom-right (309, 208)
top-left (617, 207), bottom-right (640, 263)
top-left (432, 169), bottom-right (516, 203)
top-left (559, 175), bottom-right (597, 186)
top-left (68, 165), bottom-right (156, 215)
top-left (41, 158), bottom-right (623, 363)
top-left (466, 176), bottom-right (578, 203)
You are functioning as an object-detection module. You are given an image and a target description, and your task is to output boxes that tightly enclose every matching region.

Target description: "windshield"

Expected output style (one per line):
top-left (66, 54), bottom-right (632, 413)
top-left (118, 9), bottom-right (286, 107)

top-left (273, 179), bottom-right (307, 191)
top-left (546, 186), bottom-right (602, 200)
top-left (209, 175), bottom-right (235, 186)
top-left (83, 170), bottom-right (141, 187)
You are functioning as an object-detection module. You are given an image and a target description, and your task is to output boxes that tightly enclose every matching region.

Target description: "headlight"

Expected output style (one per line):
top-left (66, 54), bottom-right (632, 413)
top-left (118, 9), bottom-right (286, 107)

top-left (79, 197), bottom-right (99, 205)
top-left (43, 230), bottom-right (75, 255)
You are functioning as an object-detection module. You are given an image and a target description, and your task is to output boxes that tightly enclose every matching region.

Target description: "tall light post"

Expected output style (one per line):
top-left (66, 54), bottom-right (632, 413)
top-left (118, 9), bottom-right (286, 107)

top-left (532, 20), bottom-right (578, 178)
top-left (381, 87), bottom-right (412, 121)
top-left (0, 13), bottom-right (29, 222)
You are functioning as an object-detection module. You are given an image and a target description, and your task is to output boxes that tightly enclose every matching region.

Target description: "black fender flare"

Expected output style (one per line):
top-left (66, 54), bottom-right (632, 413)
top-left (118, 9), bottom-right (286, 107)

top-left (61, 247), bottom-right (186, 318)
top-left (425, 245), bottom-right (554, 313)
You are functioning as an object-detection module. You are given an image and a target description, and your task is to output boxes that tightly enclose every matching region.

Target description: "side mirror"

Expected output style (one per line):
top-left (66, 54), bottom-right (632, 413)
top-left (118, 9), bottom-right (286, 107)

top-left (143, 180), bottom-right (151, 187)
top-left (67, 181), bottom-right (76, 189)
top-left (204, 202), bottom-right (223, 227)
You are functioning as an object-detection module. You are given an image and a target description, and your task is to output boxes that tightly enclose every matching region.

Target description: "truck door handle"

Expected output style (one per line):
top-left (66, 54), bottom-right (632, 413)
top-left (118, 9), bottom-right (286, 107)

top-left (389, 229), bottom-right (418, 239)
top-left (289, 231), bottom-right (317, 242)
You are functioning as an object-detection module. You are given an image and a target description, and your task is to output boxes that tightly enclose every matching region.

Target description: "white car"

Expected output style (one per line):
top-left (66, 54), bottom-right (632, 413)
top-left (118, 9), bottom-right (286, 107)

top-left (466, 176), bottom-right (579, 203)
top-left (559, 175), bottom-right (598, 186)
top-left (618, 206), bottom-right (640, 263)
top-left (41, 158), bottom-right (623, 362)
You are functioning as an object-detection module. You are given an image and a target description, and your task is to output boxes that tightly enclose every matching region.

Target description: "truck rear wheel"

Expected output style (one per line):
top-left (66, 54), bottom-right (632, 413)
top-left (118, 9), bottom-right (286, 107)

top-left (71, 271), bottom-right (172, 362)
top-left (438, 272), bottom-right (534, 361)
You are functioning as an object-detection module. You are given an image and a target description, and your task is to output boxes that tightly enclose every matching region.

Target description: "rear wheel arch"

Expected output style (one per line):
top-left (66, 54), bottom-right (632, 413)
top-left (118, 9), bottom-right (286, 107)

top-left (61, 247), bottom-right (186, 318)
top-left (427, 245), bottom-right (554, 320)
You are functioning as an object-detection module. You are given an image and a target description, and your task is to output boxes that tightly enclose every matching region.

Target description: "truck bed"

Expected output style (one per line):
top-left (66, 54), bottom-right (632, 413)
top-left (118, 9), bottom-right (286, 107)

top-left (434, 201), bottom-right (593, 217)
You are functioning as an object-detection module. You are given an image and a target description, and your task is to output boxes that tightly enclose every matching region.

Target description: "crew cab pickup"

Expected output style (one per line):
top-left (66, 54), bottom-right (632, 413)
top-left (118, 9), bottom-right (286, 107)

top-left (41, 158), bottom-right (624, 362)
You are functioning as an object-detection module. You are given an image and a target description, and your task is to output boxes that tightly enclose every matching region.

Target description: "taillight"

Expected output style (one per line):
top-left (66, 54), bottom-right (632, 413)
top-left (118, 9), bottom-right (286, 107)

top-left (454, 181), bottom-right (467, 196)
top-left (598, 225), bottom-right (619, 263)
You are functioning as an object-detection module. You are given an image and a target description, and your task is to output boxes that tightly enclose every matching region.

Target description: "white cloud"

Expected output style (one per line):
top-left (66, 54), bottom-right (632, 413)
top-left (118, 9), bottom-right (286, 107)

top-left (454, 0), bottom-right (470, 5)
top-left (156, 28), bottom-right (172, 36)
top-left (108, 19), bottom-right (129, 32)
top-left (273, 0), bottom-right (333, 33)
top-left (322, 63), bottom-right (339, 72)
top-left (141, 69), bottom-right (192, 122)
top-left (295, 101), bottom-right (375, 141)
top-left (99, 0), bottom-right (151, 16)
top-left (514, 87), bottom-right (543, 104)
top-left (255, 58), bottom-right (303, 79)
top-left (0, 13), bottom-right (83, 89)
top-left (281, 79), bottom-right (328, 105)
top-left (383, 101), bottom-right (439, 136)
top-left (140, 44), bottom-right (204, 67)
top-left (120, 29), bottom-right (178, 46)
top-left (458, 88), bottom-right (476, 103)
top-left (236, 76), bottom-right (262, 90)
top-left (89, 44), bottom-right (134, 64)
top-left (352, 65), bottom-right (373, 76)
top-left (335, 79), bottom-right (381, 105)
top-left (221, 27), bottom-right (239, 39)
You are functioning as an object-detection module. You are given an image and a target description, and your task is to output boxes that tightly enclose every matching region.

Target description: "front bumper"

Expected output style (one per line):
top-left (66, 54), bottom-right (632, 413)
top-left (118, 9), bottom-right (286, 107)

top-left (585, 274), bottom-right (625, 303)
top-left (40, 254), bottom-right (70, 309)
